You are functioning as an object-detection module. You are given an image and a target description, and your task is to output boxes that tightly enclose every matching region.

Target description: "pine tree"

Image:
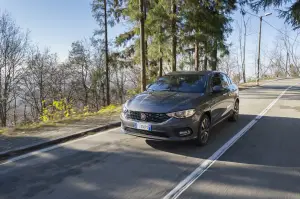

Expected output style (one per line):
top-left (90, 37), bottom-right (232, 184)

top-left (91, 0), bottom-right (122, 104)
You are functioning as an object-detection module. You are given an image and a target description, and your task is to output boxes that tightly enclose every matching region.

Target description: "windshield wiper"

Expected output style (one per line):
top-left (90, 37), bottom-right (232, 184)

top-left (161, 88), bottom-right (176, 92)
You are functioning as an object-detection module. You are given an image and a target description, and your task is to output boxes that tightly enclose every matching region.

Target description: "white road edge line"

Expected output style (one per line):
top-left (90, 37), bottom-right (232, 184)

top-left (0, 127), bottom-right (120, 165)
top-left (163, 84), bottom-right (297, 199)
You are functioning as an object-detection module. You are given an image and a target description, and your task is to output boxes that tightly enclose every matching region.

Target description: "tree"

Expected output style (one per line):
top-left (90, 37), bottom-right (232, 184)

top-left (171, 1), bottom-right (177, 71)
top-left (145, 0), bottom-right (172, 77)
top-left (0, 12), bottom-right (28, 126)
top-left (278, 27), bottom-right (300, 76)
top-left (265, 27), bottom-right (300, 77)
top-left (179, 0), bottom-right (235, 71)
top-left (140, 0), bottom-right (146, 91)
top-left (219, 52), bottom-right (239, 76)
top-left (247, 0), bottom-right (300, 29)
top-left (90, 37), bottom-right (106, 109)
top-left (69, 40), bottom-right (92, 106)
top-left (236, 13), bottom-right (251, 83)
top-left (20, 47), bottom-right (57, 120)
top-left (207, 0), bottom-right (236, 70)
top-left (51, 62), bottom-right (77, 104)
top-left (91, 0), bottom-right (122, 105)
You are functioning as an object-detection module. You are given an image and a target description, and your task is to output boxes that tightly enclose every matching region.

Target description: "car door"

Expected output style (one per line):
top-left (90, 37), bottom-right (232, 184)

top-left (210, 73), bottom-right (228, 124)
top-left (219, 73), bottom-right (232, 117)
top-left (225, 74), bottom-right (236, 107)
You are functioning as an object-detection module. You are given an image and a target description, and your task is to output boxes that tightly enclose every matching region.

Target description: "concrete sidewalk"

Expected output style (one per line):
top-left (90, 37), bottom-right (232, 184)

top-left (0, 113), bottom-right (120, 160)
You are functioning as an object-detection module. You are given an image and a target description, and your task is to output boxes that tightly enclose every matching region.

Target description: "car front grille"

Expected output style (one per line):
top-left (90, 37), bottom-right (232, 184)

top-left (125, 127), bottom-right (169, 138)
top-left (126, 111), bottom-right (170, 123)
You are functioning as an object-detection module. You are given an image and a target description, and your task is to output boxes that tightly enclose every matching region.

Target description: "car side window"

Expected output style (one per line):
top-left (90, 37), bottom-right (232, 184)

top-left (220, 73), bottom-right (229, 88)
top-left (211, 73), bottom-right (222, 87)
top-left (225, 74), bottom-right (232, 85)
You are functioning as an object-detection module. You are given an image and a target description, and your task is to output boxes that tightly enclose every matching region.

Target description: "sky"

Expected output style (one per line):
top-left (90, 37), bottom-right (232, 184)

top-left (0, 0), bottom-right (298, 76)
top-left (0, 0), bottom-right (126, 61)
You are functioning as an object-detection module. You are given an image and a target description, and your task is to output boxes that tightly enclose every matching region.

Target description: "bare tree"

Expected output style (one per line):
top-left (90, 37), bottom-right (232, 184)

top-left (19, 46), bottom-right (57, 120)
top-left (69, 39), bottom-right (92, 107)
top-left (0, 12), bottom-right (29, 126)
top-left (90, 37), bottom-right (106, 109)
top-left (91, 0), bottom-right (121, 105)
top-left (280, 27), bottom-right (300, 76)
top-left (265, 27), bottom-right (300, 78)
top-left (219, 54), bottom-right (239, 82)
top-left (48, 62), bottom-right (75, 103)
top-left (110, 52), bottom-right (133, 104)
top-left (236, 14), bottom-right (251, 83)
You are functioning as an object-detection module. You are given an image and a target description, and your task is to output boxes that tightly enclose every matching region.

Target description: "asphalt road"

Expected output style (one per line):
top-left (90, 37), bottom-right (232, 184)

top-left (1, 78), bottom-right (299, 199)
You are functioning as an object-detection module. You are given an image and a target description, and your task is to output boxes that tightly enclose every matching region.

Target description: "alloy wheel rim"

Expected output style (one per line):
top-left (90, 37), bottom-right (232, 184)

top-left (234, 102), bottom-right (239, 119)
top-left (200, 118), bottom-right (210, 143)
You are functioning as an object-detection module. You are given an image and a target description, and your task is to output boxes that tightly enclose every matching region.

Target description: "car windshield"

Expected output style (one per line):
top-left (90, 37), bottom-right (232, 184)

top-left (148, 74), bottom-right (207, 93)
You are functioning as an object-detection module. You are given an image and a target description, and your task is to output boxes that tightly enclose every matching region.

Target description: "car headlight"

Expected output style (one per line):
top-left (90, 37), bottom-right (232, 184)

top-left (122, 104), bottom-right (128, 113)
top-left (122, 101), bottom-right (129, 114)
top-left (167, 109), bottom-right (196, 118)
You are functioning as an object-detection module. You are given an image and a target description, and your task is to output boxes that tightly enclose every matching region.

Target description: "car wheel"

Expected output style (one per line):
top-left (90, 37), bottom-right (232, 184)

top-left (195, 114), bottom-right (211, 146)
top-left (229, 100), bottom-right (239, 122)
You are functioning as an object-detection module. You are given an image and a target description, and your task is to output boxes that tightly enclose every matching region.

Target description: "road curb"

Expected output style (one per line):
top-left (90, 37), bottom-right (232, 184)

top-left (0, 121), bottom-right (121, 162)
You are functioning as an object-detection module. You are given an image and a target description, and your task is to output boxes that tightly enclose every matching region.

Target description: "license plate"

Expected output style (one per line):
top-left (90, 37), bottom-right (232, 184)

top-left (134, 122), bottom-right (152, 131)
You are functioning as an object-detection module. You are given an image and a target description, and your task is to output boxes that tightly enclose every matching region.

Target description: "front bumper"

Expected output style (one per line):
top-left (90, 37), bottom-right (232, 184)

top-left (120, 113), bottom-right (200, 141)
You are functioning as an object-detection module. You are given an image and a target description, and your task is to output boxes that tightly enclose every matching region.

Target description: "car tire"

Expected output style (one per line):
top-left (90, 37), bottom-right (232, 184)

top-left (195, 114), bottom-right (211, 146)
top-left (228, 100), bottom-right (239, 122)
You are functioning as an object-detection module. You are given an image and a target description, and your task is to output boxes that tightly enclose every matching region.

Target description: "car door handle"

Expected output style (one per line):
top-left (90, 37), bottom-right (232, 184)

top-left (223, 93), bottom-right (228, 96)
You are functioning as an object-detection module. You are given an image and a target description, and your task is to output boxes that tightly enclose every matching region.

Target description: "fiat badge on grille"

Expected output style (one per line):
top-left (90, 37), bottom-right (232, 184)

top-left (140, 113), bottom-right (146, 121)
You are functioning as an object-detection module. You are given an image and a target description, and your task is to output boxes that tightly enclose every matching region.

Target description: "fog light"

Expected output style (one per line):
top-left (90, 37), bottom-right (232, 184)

top-left (179, 129), bottom-right (192, 136)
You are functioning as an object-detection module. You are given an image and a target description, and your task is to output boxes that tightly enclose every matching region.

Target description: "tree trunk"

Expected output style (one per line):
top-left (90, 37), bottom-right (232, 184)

top-left (120, 69), bottom-right (124, 104)
top-left (104, 0), bottom-right (110, 105)
top-left (171, 1), bottom-right (177, 71)
top-left (159, 25), bottom-right (163, 77)
top-left (211, 42), bottom-right (217, 71)
top-left (203, 41), bottom-right (208, 70)
top-left (115, 67), bottom-right (122, 104)
top-left (1, 93), bottom-right (7, 126)
top-left (0, 68), bottom-right (2, 126)
top-left (101, 82), bottom-right (106, 106)
top-left (39, 67), bottom-right (44, 115)
top-left (95, 83), bottom-right (99, 110)
top-left (1, 115), bottom-right (6, 127)
top-left (144, 0), bottom-right (149, 77)
top-left (24, 104), bottom-right (27, 122)
top-left (14, 94), bottom-right (17, 125)
top-left (140, 0), bottom-right (146, 91)
top-left (85, 86), bottom-right (88, 106)
top-left (194, 42), bottom-right (199, 71)
top-left (242, 22), bottom-right (247, 83)
top-left (159, 55), bottom-right (163, 77)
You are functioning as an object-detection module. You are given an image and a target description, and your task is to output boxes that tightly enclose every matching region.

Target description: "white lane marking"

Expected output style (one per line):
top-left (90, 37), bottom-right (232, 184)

top-left (0, 127), bottom-right (120, 165)
top-left (163, 84), bottom-right (296, 199)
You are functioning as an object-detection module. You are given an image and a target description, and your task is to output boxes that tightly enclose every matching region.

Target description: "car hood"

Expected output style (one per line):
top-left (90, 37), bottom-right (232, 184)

top-left (126, 91), bottom-right (205, 113)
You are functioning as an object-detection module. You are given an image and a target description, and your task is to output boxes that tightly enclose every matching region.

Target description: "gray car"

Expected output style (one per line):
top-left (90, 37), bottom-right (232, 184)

top-left (120, 71), bottom-right (239, 146)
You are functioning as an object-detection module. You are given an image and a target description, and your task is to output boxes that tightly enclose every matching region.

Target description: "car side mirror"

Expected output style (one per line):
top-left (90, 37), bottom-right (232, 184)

top-left (212, 85), bottom-right (223, 93)
top-left (146, 84), bottom-right (151, 90)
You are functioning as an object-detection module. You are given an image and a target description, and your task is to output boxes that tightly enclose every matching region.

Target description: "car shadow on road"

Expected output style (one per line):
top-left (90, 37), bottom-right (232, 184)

top-left (146, 113), bottom-right (300, 166)
top-left (145, 113), bottom-right (300, 198)
top-left (146, 114), bottom-right (256, 158)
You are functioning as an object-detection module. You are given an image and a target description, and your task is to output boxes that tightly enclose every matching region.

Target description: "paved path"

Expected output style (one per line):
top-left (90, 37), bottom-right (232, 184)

top-left (0, 78), bottom-right (299, 199)
top-left (0, 114), bottom-right (120, 153)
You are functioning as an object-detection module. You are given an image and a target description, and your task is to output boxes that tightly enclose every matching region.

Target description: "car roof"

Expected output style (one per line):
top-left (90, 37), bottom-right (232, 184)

top-left (166, 70), bottom-right (221, 76)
